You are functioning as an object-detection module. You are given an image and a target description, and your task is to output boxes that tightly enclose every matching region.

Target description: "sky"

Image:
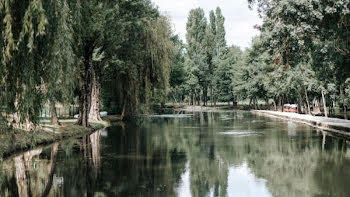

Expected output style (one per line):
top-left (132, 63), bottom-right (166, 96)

top-left (151, 0), bottom-right (262, 49)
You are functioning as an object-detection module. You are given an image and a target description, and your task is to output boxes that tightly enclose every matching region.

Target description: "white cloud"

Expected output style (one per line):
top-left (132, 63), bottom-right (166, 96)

top-left (152, 0), bottom-right (262, 49)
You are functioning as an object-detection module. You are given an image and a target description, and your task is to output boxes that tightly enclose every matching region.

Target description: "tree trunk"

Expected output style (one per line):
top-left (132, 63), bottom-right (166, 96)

top-left (77, 43), bottom-right (94, 127)
top-left (197, 92), bottom-right (200, 106)
top-left (214, 95), bottom-right (217, 107)
top-left (12, 94), bottom-right (35, 131)
top-left (265, 98), bottom-right (269, 109)
top-left (272, 99), bottom-right (277, 111)
top-left (89, 68), bottom-right (102, 122)
top-left (281, 96), bottom-right (284, 112)
top-left (50, 101), bottom-right (61, 126)
top-left (253, 97), bottom-right (257, 110)
top-left (121, 102), bottom-right (126, 120)
top-left (321, 90), bottom-right (328, 118)
top-left (305, 89), bottom-right (311, 115)
top-left (210, 86), bottom-right (213, 107)
top-left (340, 84), bottom-right (347, 119)
top-left (297, 93), bottom-right (302, 114)
top-left (203, 88), bottom-right (207, 106)
top-left (191, 92), bottom-right (194, 106)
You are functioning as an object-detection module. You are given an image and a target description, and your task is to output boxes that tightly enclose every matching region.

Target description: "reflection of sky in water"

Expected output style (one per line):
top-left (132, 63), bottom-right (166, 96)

top-left (226, 162), bottom-right (272, 197)
top-left (177, 162), bottom-right (272, 197)
top-left (177, 162), bottom-right (191, 197)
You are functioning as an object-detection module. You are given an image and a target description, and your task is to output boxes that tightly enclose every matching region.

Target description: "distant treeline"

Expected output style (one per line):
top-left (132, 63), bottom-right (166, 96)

top-left (168, 1), bottom-right (350, 118)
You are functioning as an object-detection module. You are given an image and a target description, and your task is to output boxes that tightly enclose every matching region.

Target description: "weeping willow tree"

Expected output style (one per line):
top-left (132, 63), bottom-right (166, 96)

top-left (143, 16), bottom-right (174, 110)
top-left (43, 0), bottom-right (76, 126)
top-left (68, 0), bottom-right (108, 127)
top-left (101, 1), bottom-right (174, 119)
top-left (110, 15), bottom-right (174, 118)
top-left (0, 0), bottom-right (177, 130)
top-left (0, 0), bottom-right (77, 130)
top-left (0, 0), bottom-right (48, 130)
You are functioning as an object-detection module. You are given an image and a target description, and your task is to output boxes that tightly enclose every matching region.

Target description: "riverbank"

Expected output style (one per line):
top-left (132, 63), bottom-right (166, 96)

top-left (0, 120), bottom-right (107, 158)
top-left (174, 105), bottom-right (238, 112)
top-left (253, 110), bottom-right (350, 138)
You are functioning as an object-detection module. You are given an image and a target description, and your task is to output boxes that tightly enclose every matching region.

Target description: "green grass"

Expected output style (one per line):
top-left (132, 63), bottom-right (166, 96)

top-left (0, 121), bottom-right (106, 158)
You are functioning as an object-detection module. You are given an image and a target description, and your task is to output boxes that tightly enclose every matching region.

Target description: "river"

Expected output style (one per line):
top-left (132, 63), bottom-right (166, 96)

top-left (0, 110), bottom-right (349, 197)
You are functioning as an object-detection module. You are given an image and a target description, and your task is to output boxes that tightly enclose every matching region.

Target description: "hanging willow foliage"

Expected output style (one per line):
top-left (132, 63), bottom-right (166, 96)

top-left (18, 0), bottom-right (47, 51)
top-left (0, 0), bottom-right (48, 130)
top-left (2, 0), bottom-right (15, 63)
top-left (103, 3), bottom-right (175, 118)
top-left (143, 16), bottom-right (174, 109)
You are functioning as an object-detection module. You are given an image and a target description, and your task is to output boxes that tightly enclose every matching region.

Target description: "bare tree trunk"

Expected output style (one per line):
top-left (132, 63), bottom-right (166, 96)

top-left (214, 95), bottom-right (217, 107)
top-left (340, 84), bottom-right (347, 119)
top-left (265, 97), bottom-right (269, 109)
top-left (305, 89), bottom-right (311, 115)
top-left (12, 93), bottom-right (35, 131)
top-left (191, 92), bottom-right (194, 106)
top-left (77, 43), bottom-right (94, 127)
top-left (321, 90), bottom-right (328, 118)
top-left (253, 97), bottom-right (257, 110)
top-left (197, 92), bottom-right (200, 106)
top-left (50, 101), bottom-right (61, 126)
top-left (77, 74), bottom-right (92, 127)
top-left (121, 102), bottom-right (126, 120)
top-left (203, 88), bottom-right (207, 106)
top-left (210, 86), bottom-right (213, 107)
top-left (89, 68), bottom-right (102, 122)
top-left (298, 93), bottom-right (302, 114)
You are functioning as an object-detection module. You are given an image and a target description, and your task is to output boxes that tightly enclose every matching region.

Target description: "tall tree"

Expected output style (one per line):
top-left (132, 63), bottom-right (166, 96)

top-left (212, 7), bottom-right (228, 105)
top-left (100, 0), bottom-right (174, 119)
top-left (169, 36), bottom-right (186, 104)
top-left (186, 8), bottom-right (208, 105)
top-left (70, 0), bottom-right (108, 127)
top-left (206, 10), bottom-right (217, 106)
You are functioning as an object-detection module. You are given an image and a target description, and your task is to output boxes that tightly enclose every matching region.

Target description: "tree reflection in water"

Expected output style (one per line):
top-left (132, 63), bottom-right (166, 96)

top-left (0, 111), bottom-right (349, 197)
top-left (14, 148), bottom-right (42, 197)
top-left (0, 130), bottom-right (102, 197)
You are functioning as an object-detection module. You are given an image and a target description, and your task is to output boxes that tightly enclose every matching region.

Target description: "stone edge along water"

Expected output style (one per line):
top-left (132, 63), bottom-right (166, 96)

top-left (252, 110), bottom-right (350, 139)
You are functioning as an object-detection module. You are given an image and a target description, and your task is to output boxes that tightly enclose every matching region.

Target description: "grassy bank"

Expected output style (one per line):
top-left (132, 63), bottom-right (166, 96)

top-left (0, 121), bottom-right (106, 158)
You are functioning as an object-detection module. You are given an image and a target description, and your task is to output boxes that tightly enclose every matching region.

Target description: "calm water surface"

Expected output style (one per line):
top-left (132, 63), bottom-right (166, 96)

top-left (0, 111), bottom-right (349, 197)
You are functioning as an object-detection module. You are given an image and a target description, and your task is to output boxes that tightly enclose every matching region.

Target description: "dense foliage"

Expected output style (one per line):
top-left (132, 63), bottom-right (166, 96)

top-left (178, 7), bottom-right (242, 106)
top-left (170, 1), bottom-right (350, 118)
top-left (240, 0), bottom-right (350, 116)
top-left (1, 0), bottom-right (350, 131)
top-left (0, 0), bottom-right (175, 130)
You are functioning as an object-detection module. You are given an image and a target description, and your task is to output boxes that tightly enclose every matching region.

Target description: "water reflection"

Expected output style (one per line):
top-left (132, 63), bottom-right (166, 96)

top-left (226, 163), bottom-right (272, 197)
top-left (0, 111), bottom-right (349, 197)
top-left (0, 130), bottom-right (101, 197)
top-left (14, 148), bottom-right (42, 197)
